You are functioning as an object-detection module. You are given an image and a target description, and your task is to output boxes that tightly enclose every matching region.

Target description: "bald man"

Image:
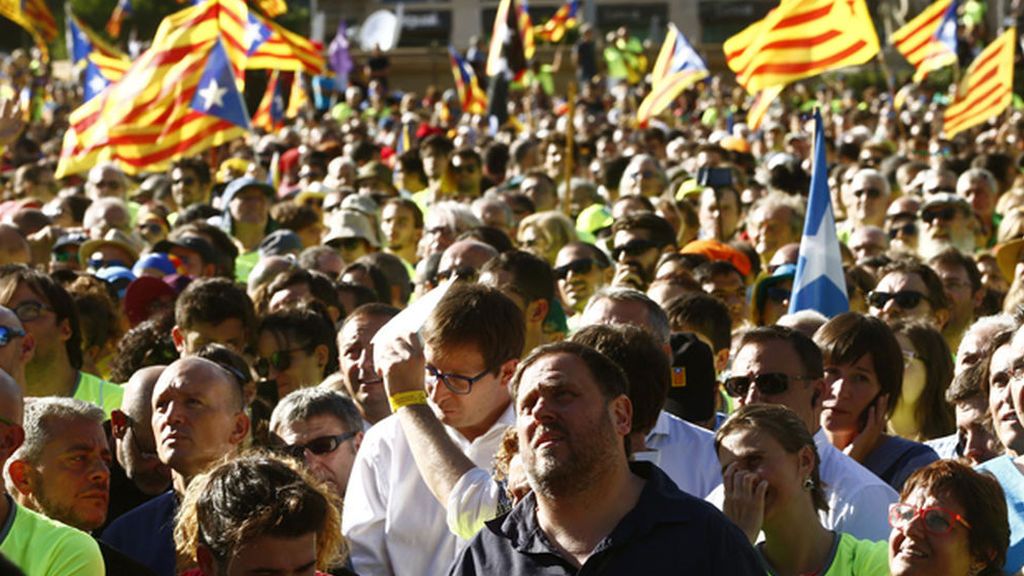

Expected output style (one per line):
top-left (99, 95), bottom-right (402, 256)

top-left (107, 366), bottom-right (172, 527)
top-left (437, 239), bottom-right (498, 281)
top-left (0, 369), bottom-right (104, 575)
top-left (102, 358), bottom-right (249, 576)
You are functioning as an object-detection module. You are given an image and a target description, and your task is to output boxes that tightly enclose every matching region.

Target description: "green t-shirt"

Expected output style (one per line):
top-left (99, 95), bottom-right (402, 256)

top-left (0, 499), bottom-right (104, 576)
top-left (235, 250), bottom-right (261, 283)
top-left (759, 532), bottom-right (888, 576)
top-left (74, 371), bottom-right (123, 418)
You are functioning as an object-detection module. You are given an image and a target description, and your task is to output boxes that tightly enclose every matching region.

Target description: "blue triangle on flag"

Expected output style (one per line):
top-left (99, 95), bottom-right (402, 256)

top-left (246, 13), bottom-right (273, 56)
top-left (191, 40), bottom-right (251, 130)
top-left (83, 59), bottom-right (111, 102)
top-left (69, 19), bottom-right (91, 65)
top-left (936, 0), bottom-right (959, 55)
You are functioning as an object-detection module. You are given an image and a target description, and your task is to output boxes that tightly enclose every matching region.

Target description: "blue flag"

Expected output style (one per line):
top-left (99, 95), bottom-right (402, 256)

top-left (788, 109), bottom-right (848, 318)
top-left (190, 40), bottom-right (252, 130)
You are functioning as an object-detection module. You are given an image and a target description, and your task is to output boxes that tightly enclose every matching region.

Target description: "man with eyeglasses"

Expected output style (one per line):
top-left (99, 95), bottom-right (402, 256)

top-left (0, 265), bottom-right (123, 417)
top-left (168, 157), bottom-right (212, 213)
top-left (0, 306), bottom-right (31, 394)
top-left (918, 192), bottom-right (976, 259)
top-left (869, 259), bottom-right (951, 331)
top-left (436, 239), bottom-right (498, 285)
top-left (928, 248), bottom-right (985, 352)
top-left (609, 213), bottom-right (676, 291)
top-left (842, 168), bottom-right (891, 231)
top-left (270, 387), bottom-right (364, 498)
top-left (254, 305), bottom-right (337, 401)
top-left (343, 284), bottom-right (524, 576)
top-left (705, 325), bottom-right (897, 541)
top-left (85, 163), bottom-right (129, 201)
top-left (886, 195), bottom-right (921, 254)
top-left (449, 148), bottom-right (484, 201)
top-left (553, 242), bottom-right (611, 322)
top-left (102, 357), bottom-right (249, 576)
top-left (108, 366), bottom-right (171, 527)
top-left (0, 370), bottom-right (105, 576)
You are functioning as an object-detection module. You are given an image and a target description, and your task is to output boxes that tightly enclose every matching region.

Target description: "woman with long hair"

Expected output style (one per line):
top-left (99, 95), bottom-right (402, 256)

top-left (717, 403), bottom-right (888, 575)
top-left (814, 312), bottom-right (939, 491)
top-left (888, 320), bottom-right (955, 441)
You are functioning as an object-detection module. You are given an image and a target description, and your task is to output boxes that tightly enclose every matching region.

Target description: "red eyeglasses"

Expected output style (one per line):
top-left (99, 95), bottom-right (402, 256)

top-left (889, 503), bottom-right (972, 534)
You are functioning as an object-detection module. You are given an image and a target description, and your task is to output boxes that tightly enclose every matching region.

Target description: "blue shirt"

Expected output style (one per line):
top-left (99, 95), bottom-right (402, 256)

top-left (862, 435), bottom-right (939, 492)
top-left (977, 455), bottom-right (1024, 574)
top-left (448, 461), bottom-right (762, 575)
top-left (101, 491), bottom-right (178, 576)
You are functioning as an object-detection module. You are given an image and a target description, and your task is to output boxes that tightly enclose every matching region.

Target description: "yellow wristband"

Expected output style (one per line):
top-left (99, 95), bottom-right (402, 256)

top-left (389, 390), bottom-right (428, 411)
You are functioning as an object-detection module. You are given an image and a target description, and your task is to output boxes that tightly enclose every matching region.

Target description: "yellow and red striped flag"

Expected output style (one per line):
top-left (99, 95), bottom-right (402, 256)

top-left (449, 46), bottom-right (488, 115)
top-left (534, 0), bottom-right (578, 44)
top-left (256, 0), bottom-right (287, 17)
top-left (253, 69), bottom-right (285, 131)
top-left (55, 0), bottom-right (251, 177)
top-left (724, 0), bottom-right (879, 94)
top-left (246, 10), bottom-right (325, 75)
top-left (486, 0), bottom-right (535, 79)
top-left (285, 72), bottom-right (309, 119)
top-left (636, 23), bottom-right (708, 124)
top-left (891, 0), bottom-right (959, 83)
top-left (943, 26), bottom-right (1016, 138)
top-left (747, 84), bottom-right (785, 130)
top-left (0, 0), bottom-right (57, 59)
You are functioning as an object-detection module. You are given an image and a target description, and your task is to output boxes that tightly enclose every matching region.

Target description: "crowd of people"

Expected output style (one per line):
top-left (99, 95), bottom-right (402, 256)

top-left (0, 8), bottom-right (1022, 575)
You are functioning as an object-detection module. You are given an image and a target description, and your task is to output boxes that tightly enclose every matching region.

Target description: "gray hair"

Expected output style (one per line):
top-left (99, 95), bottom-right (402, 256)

top-left (270, 386), bottom-right (363, 435)
top-left (750, 191), bottom-right (806, 238)
top-left (958, 168), bottom-right (998, 197)
top-left (12, 397), bottom-right (105, 465)
top-left (471, 195), bottom-right (514, 229)
top-left (425, 201), bottom-right (481, 235)
top-left (583, 286), bottom-right (671, 345)
top-left (852, 168), bottom-right (891, 197)
top-left (82, 197), bottom-right (130, 230)
top-left (87, 162), bottom-right (126, 186)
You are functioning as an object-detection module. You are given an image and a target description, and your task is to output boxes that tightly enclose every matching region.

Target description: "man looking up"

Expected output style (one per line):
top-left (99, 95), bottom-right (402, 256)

top-left (102, 357), bottom-right (250, 576)
top-left (0, 369), bottom-right (104, 575)
top-left (343, 284), bottom-right (524, 575)
top-left (0, 265), bottom-right (122, 416)
top-left (449, 342), bottom-right (761, 574)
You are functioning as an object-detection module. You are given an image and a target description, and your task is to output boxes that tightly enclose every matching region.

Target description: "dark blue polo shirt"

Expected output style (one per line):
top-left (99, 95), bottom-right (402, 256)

top-left (101, 490), bottom-right (177, 576)
top-left (448, 461), bottom-right (761, 575)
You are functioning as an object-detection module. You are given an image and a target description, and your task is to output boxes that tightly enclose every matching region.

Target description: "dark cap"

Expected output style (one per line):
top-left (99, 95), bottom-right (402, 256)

top-left (154, 236), bottom-right (216, 265)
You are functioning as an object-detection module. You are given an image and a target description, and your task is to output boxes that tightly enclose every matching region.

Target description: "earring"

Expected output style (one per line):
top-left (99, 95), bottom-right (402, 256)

top-left (803, 477), bottom-right (815, 491)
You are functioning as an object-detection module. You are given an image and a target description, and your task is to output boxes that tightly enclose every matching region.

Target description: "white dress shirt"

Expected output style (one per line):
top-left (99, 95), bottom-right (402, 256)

top-left (342, 403), bottom-right (515, 576)
top-left (706, 428), bottom-right (897, 542)
top-left (637, 411), bottom-right (722, 498)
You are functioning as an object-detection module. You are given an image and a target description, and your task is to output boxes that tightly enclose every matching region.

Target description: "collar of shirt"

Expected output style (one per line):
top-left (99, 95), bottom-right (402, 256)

top-left (443, 401), bottom-right (516, 452)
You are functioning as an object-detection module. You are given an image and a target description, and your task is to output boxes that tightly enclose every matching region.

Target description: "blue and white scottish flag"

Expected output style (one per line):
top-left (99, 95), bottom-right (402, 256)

top-left (788, 109), bottom-right (848, 318)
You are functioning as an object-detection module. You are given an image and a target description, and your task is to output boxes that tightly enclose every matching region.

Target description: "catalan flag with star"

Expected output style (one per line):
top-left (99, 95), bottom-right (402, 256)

top-left (449, 46), bottom-right (488, 115)
top-left (724, 0), bottom-right (879, 94)
top-left (891, 0), bottom-right (959, 83)
top-left (246, 9), bottom-right (325, 75)
top-left (943, 26), bottom-right (1015, 138)
top-left (637, 23), bottom-right (708, 124)
top-left (55, 0), bottom-right (251, 178)
top-left (68, 14), bottom-right (131, 101)
top-left (253, 69), bottom-right (285, 131)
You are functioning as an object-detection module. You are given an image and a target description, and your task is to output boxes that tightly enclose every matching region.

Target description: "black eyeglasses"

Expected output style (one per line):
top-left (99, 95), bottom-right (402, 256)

top-left (852, 188), bottom-right (882, 199)
top-left (330, 237), bottom-right (366, 251)
top-left (425, 364), bottom-right (492, 395)
top-left (437, 266), bottom-right (477, 282)
top-left (255, 347), bottom-right (310, 379)
top-left (888, 223), bottom-right (917, 239)
top-left (13, 301), bottom-right (54, 322)
top-left (611, 239), bottom-right (659, 261)
top-left (921, 207), bottom-right (958, 224)
top-left (724, 372), bottom-right (812, 398)
top-left (277, 431), bottom-right (359, 460)
top-left (554, 258), bottom-right (596, 280)
top-left (867, 290), bottom-right (929, 310)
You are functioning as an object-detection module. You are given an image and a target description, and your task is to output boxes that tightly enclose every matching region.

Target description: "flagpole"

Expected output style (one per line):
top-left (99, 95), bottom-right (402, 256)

top-left (562, 81), bottom-right (576, 216)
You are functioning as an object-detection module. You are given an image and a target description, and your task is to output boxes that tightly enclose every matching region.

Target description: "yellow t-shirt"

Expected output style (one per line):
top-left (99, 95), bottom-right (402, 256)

top-left (74, 371), bottom-right (124, 418)
top-left (0, 499), bottom-right (105, 576)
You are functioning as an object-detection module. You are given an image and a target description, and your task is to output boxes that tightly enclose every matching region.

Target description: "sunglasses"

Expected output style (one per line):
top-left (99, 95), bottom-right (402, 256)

top-left (724, 372), bottom-right (812, 398)
top-left (0, 326), bottom-right (25, 348)
top-left (425, 364), bottom-right (492, 395)
top-left (138, 222), bottom-right (164, 236)
top-left (888, 223), bottom-right (918, 239)
top-left (277, 431), bottom-right (359, 460)
top-left (436, 266), bottom-right (477, 282)
top-left (764, 286), bottom-right (791, 304)
top-left (852, 188), bottom-right (882, 199)
top-left (921, 207), bottom-right (958, 224)
top-left (889, 503), bottom-right (971, 534)
top-left (172, 177), bottom-right (196, 186)
top-left (611, 239), bottom-right (659, 261)
top-left (331, 237), bottom-right (367, 251)
top-left (13, 301), bottom-right (54, 323)
top-left (867, 290), bottom-right (929, 310)
top-left (554, 258), bottom-right (596, 280)
top-left (255, 347), bottom-right (310, 379)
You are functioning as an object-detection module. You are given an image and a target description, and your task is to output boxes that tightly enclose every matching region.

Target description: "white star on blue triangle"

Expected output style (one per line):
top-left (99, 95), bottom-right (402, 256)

top-left (69, 19), bottom-right (91, 65)
top-left (788, 108), bottom-right (848, 318)
top-left (936, 0), bottom-right (959, 54)
top-left (83, 60), bottom-right (111, 102)
top-left (245, 14), bottom-right (272, 56)
top-left (190, 40), bottom-right (251, 130)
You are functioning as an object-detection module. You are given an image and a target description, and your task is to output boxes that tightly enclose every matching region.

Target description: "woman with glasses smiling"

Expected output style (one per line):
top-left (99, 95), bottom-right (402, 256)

top-left (888, 460), bottom-right (1008, 576)
top-left (716, 404), bottom-right (888, 576)
top-left (815, 313), bottom-right (940, 492)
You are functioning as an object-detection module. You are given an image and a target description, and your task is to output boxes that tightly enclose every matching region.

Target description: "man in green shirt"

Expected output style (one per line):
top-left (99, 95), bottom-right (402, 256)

top-left (0, 369), bottom-right (104, 575)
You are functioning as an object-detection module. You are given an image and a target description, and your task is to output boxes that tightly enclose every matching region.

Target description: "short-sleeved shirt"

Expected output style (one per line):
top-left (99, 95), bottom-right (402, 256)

top-left (448, 461), bottom-right (762, 575)
top-left (102, 490), bottom-right (178, 576)
top-left (977, 455), bottom-right (1024, 573)
top-left (0, 496), bottom-right (104, 576)
top-left (757, 532), bottom-right (889, 575)
top-left (74, 371), bottom-right (123, 418)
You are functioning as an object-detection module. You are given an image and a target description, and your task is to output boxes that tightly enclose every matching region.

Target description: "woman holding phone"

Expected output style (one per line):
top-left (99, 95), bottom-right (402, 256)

top-left (813, 313), bottom-right (939, 491)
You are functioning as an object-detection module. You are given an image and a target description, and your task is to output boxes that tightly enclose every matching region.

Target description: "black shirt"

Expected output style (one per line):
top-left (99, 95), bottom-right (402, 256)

top-left (448, 461), bottom-right (761, 575)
